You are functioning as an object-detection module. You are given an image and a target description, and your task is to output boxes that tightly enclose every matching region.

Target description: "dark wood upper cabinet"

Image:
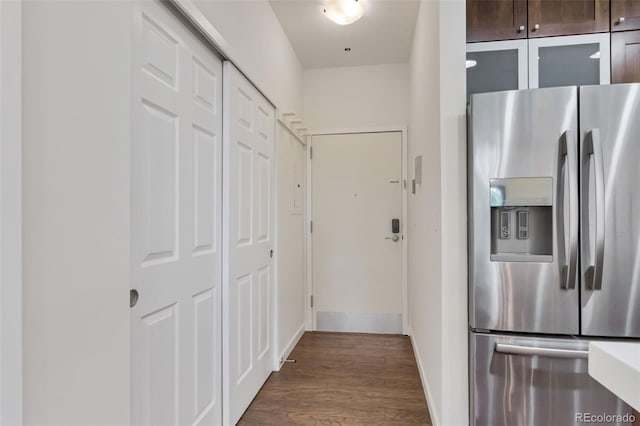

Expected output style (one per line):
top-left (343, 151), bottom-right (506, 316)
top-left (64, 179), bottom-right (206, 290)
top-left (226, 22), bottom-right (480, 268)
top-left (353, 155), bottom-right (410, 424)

top-left (467, 0), bottom-right (528, 42)
top-left (611, 0), bottom-right (640, 31)
top-left (612, 30), bottom-right (640, 83)
top-left (527, 0), bottom-right (609, 37)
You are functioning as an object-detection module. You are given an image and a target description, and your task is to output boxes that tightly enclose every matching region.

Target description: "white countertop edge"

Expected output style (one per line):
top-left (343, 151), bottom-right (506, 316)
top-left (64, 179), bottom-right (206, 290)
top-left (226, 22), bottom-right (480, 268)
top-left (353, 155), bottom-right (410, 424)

top-left (588, 341), bottom-right (640, 412)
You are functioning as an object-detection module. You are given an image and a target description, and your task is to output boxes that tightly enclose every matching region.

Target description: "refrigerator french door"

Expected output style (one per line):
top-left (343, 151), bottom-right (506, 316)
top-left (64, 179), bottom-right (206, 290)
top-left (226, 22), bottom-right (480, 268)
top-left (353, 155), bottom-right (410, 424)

top-left (580, 84), bottom-right (640, 338)
top-left (468, 84), bottom-right (640, 426)
top-left (468, 86), bottom-right (580, 335)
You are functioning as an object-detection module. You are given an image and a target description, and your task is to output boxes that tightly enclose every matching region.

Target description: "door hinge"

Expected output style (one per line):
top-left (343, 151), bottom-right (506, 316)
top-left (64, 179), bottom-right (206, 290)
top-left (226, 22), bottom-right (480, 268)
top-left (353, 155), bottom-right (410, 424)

top-left (310, 295), bottom-right (314, 308)
top-left (310, 220), bottom-right (313, 233)
top-left (309, 146), bottom-right (313, 159)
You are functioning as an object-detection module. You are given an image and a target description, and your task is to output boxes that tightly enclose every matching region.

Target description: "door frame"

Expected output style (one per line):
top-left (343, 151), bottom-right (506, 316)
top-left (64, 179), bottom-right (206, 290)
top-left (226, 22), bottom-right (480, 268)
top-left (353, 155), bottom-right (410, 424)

top-left (305, 126), bottom-right (409, 335)
top-left (0, 1), bottom-right (22, 424)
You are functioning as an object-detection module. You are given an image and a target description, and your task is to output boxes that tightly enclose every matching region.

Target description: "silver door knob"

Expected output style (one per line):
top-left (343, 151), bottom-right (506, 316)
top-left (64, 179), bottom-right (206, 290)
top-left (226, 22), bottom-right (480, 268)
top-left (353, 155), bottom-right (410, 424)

top-left (518, 25), bottom-right (525, 32)
top-left (385, 235), bottom-right (400, 242)
top-left (618, 17), bottom-right (625, 24)
top-left (533, 23), bottom-right (540, 31)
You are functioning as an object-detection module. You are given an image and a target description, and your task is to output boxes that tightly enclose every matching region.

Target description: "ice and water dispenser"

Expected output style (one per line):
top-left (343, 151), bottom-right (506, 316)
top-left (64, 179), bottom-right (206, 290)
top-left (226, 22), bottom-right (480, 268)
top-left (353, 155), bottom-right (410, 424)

top-left (490, 177), bottom-right (553, 262)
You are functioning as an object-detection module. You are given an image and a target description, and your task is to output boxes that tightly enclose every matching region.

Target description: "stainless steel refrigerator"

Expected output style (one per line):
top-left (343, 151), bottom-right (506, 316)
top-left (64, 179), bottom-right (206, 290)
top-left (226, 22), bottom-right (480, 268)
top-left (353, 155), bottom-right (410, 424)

top-left (468, 84), bottom-right (640, 425)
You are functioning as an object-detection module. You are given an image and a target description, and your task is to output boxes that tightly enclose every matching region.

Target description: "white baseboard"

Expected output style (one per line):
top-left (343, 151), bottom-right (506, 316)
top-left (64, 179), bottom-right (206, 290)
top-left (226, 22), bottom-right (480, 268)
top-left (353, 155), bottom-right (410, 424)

top-left (408, 327), bottom-right (440, 426)
top-left (316, 311), bottom-right (402, 334)
top-left (277, 323), bottom-right (305, 370)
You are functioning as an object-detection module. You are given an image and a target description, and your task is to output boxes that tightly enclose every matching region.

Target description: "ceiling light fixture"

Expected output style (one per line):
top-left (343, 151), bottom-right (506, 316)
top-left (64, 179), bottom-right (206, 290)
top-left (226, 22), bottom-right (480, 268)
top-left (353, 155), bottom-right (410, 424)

top-left (323, 0), bottom-right (364, 26)
top-left (466, 59), bottom-right (478, 69)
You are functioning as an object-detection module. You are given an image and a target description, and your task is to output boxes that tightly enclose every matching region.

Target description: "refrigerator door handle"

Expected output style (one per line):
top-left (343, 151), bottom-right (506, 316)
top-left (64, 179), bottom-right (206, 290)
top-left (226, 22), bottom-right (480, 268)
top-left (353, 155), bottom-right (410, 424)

top-left (495, 343), bottom-right (588, 359)
top-left (582, 129), bottom-right (606, 291)
top-left (557, 130), bottom-right (579, 290)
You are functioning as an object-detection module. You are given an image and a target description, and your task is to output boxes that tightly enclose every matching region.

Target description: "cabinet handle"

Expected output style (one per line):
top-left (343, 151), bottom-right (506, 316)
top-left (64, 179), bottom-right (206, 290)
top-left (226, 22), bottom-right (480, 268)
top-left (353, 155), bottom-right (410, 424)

top-left (618, 17), bottom-right (625, 25)
top-left (533, 23), bottom-right (540, 31)
top-left (518, 25), bottom-right (525, 32)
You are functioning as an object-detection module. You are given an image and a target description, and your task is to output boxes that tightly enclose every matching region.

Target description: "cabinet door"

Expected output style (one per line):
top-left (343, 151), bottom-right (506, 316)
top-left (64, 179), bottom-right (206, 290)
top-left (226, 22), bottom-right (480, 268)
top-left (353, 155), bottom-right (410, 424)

top-left (528, 0), bottom-right (609, 37)
top-left (467, 0), bottom-right (527, 42)
top-left (528, 33), bottom-right (610, 88)
top-left (467, 40), bottom-right (528, 100)
top-left (612, 31), bottom-right (640, 83)
top-left (611, 0), bottom-right (640, 31)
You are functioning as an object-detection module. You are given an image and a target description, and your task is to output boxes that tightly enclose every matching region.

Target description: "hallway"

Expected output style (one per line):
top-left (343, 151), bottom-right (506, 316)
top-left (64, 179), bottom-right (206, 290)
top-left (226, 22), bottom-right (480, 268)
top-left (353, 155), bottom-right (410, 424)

top-left (238, 332), bottom-right (431, 425)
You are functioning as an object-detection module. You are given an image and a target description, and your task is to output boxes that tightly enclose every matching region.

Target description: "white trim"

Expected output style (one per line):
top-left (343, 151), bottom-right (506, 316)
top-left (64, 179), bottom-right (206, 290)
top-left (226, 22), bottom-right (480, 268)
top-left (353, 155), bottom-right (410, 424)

top-left (272, 116), bottom-right (280, 372)
top-left (0, 1), bottom-right (22, 424)
top-left (306, 125), bottom-right (408, 136)
top-left (305, 137), bottom-right (314, 330)
top-left (276, 109), bottom-right (307, 146)
top-left (276, 324), bottom-right (305, 371)
top-left (408, 327), bottom-right (440, 426)
top-left (169, 1), bottom-right (232, 67)
top-left (528, 33), bottom-right (611, 89)
top-left (466, 39), bottom-right (529, 91)
top-left (400, 128), bottom-right (408, 334)
top-left (306, 126), bottom-right (409, 334)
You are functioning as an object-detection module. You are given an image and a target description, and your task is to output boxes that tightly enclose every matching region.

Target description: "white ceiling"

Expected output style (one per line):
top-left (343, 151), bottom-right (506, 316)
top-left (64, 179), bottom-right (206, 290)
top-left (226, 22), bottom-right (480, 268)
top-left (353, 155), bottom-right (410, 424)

top-left (269, 0), bottom-right (420, 69)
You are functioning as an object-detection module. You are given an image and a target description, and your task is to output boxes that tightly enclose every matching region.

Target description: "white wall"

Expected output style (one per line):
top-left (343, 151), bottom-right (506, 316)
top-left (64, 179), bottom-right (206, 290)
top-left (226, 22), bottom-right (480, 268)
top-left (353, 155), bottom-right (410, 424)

top-left (22, 2), bottom-right (132, 424)
top-left (407, 1), bottom-right (467, 425)
top-left (407, 1), bottom-right (443, 423)
top-left (437, 2), bottom-right (468, 424)
top-left (192, 0), bottom-right (304, 115)
top-left (275, 123), bottom-right (307, 365)
top-left (303, 63), bottom-right (410, 129)
top-left (0, 1), bottom-right (22, 424)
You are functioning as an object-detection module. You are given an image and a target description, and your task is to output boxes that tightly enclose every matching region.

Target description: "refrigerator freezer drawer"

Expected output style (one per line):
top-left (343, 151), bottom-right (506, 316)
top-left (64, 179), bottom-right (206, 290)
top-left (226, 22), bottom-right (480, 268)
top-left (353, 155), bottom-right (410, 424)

top-left (471, 332), bottom-right (634, 426)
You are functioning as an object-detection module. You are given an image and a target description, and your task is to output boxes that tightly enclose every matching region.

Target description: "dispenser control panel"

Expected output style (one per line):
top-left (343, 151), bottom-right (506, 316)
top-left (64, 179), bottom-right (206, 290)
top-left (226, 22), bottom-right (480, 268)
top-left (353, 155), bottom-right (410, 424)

top-left (499, 211), bottom-right (511, 239)
top-left (518, 211), bottom-right (529, 239)
top-left (489, 177), bottom-right (553, 262)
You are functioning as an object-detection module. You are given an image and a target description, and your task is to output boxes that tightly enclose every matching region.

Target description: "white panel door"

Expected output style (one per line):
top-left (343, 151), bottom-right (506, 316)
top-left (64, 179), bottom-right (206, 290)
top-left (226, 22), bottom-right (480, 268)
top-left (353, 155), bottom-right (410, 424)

top-left (131, 2), bottom-right (222, 425)
top-left (223, 62), bottom-right (275, 425)
top-left (312, 132), bottom-right (403, 333)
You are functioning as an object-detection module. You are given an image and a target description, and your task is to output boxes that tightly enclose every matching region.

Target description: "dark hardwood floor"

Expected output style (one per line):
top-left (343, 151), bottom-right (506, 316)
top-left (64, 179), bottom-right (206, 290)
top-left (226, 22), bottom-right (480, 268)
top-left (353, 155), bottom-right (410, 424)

top-left (237, 332), bottom-right (432, 425)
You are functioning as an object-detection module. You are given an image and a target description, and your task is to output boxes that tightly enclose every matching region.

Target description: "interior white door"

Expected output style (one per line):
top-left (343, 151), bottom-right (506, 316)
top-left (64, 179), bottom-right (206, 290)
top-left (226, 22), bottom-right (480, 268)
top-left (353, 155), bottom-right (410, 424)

top-left (130, 2), bottom-right (222, 425)
top-left (312, 132), bottom-right (403, 333)
top-left (223, 62), bottom-right (275, 425)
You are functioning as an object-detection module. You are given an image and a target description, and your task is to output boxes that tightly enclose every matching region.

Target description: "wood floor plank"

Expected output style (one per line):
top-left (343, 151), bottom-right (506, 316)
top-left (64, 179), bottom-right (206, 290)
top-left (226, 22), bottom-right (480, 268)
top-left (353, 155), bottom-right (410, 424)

top-left (237, 332), bottom-right (432, 425)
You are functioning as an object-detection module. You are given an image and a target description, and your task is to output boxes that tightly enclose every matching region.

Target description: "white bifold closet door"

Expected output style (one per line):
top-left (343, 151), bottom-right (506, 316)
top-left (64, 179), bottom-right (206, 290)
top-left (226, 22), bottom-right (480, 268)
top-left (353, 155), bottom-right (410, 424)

top-left (130, 1), bottom-right (222, 425)
top-left (223, 62), bottom-right (275, 425)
